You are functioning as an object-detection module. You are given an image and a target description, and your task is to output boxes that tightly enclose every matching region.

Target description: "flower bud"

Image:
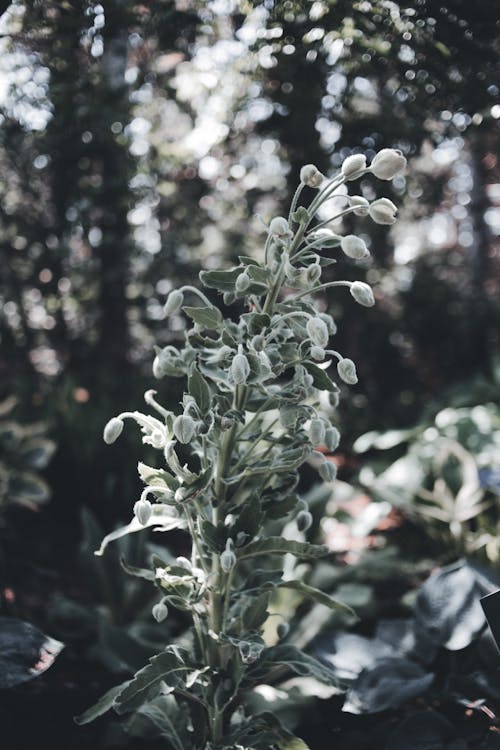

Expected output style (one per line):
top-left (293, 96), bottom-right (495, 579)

top-left (173, 414), bottom-right (196, 444)
top-left (337, 358), bottom-right (358, 385)
top-left (350, 281), bottom-right (375, 308)
top-left (235, 271), bottom-right (251, 292)
top-left (300, 163), bottom-right (324, 188)
top-left (277, 621), bottom-right (290, 639)
top-left (311, 346), bottom-right (325, 361)
top-left (325, 426), bottom-right (340, 452)
top-left (308, 417), bottom-right (326, 446)
top-left (341, 154), bottom-right (367, 180)
top-left (306, 317), bottom-right (329, 348)
top-left (319, 313), bottom-right (337, 335)
top-left (152, 600), bottom-right (168, 623)
top-left (174, 487), bottom-right (188, 503)
top-left (306, 263), bottom-right (322, 284)
top-left (229, 351), bottom-right (250, 385)
top-left (348, 195), bottom-right (370, 216)
top-left (269, 216), bottom-right (292, 238)
top-left (340, 235), bottom-right (369, 260)
top-left (220, 540), bottom-right (236, 573)
top-left (134, 498), bottom-right (153, 526)
top-left (164, 289), bottom-right (184, 316)
top-left (370, 148), bottom-right (407, 180)
top-left (103, 417), bottom-right (124, 445)
top-left (296, 509), bottom-right (313, 532)
top-left (319, 459), bottom-right (337, 482)
top-left (368, 197), bottom-right (398, 225)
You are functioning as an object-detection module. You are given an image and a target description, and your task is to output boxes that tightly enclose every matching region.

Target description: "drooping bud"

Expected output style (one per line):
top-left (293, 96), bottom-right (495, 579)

top-left (350, 281), bottom-right (375, 307)
top-left (319, 312), bottom-right (337, 335)
top-left (308, 418), bottom-right (326, 446)
top-left (235, 271), bottom-right (251, 292)
top-left (311, 346), bottom-right (325, 361)
top-left (220, 539), bottom-right (236, 574)
top-left (277, 621), bottom-right (290, 639)
top-left (152, 600), bottom-right (169, 623)
top-left (229, 350), bottom-right (250, 385)
top-left (337, 358), bottom-right (358, 385)
top-left (319, 459), bottom-right (337, 482)
top-left (164, 289), bottom-right (184, 316)
top-left (370, 148), bottom-right (407, 180)
top-left (300, 164), bottom-right (324, 188)
top-left (325, 426), bottom-right (341, 452)
top-left (348, 195), bottom-right (370, 216)
top-left (103, 417), bottom-right (124, 445)
top-left (306, 317), bottom-right (329, 348)
top-left (341, 154), bottom-right (367, 180)
top-left (340, 235), bottom-right (370, 260)
top-left (173, 414), bottom-right (196, 444)
top-left (296, 509), bottom-right (313, 532)
top-left (134, 498), bottom-right (153, 526)
top-left (269, 216), bottom-right (293, 239)
top-left (369, 197), bottom-right (398, 225)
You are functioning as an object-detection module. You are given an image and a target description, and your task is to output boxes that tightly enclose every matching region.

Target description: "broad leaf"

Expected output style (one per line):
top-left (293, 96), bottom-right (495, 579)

top-left (182, 306), bottom-right (223, 330)
top-left (277, 580), bottom-right (354, 616)
top-left (95, 510), bottom-right (186, 556)
top-left (188, 367), bottom-right (211, 415)
top-left (75, 683), bottom-right (129, 725)
top-left (137, 701), bottom-right (185, 750)
top-left (303, 362), bottom-right (337, 392)
top-left (249, 645), bottom-right (337, 685)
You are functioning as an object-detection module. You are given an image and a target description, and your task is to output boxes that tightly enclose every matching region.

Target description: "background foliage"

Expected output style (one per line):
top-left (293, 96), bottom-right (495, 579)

top-left (0, 1), bottom-right (499, 749)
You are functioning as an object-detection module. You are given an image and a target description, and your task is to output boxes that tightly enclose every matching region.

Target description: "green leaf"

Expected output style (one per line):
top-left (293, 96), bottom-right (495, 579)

top-left (120, 558), bottom-right (156, 581)
top-left (303, 362), bottom-right (338, 392)
top-left (95, 511), bottom-right (186, 556)
top-left (238, 255), bottom-right (262, 266)
top-left (137, 462), bottom-right (179, 491)
top-left (114, 647), bottom-right (192, 714)
top-left (233, 495), bottom-right (263, 540)
top-left (291, 206), bottom-right (310, 223)
top-left (182, 306), bottom-right (223, 330)
top-left (188, 367), bottom-right (211, 415)
top-left (250, 645), bottom-right (337, 685)
top-left (242, 592), bottom-right (270, 631)
top-left (200, 520), bottom-right (226, 552)
top-left (241, 312), bottom-right (271, 335)
top-left (74, 683), bottom-right (129, 725)
top-left (199, 267), bottom-right (241, 293)
top-left (136, 702), bottom-right (185, 750)
top-left (277, 580), bottom-right (354, 616)
top-left (237, 537), bottom-right (328, 561)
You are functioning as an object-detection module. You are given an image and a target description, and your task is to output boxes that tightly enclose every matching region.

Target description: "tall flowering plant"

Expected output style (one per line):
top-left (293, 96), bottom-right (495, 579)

top-left (77, 148), bottom-right (406, 748)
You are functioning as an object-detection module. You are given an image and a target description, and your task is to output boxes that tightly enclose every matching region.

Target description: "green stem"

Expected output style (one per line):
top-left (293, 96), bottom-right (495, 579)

top-left (291, 280), bottom-right (351, 302)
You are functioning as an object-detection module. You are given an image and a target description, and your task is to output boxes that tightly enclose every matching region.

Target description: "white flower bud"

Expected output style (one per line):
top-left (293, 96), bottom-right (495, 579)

top-left (174, 487), bottom-right (188, 503)
top-left (134, 498), bottom-right (153, 526)
top-left (308, 417), bottom-right (326, 446)
top-left (325, 426), bottom-right (340, 452)
top-left (350, 281), bottom-right (375, 308)
top-left (370, 148), bottom-right (407, 180)
top-left (337, 358), bottom-right (358, 385)
top-left (300, 163), bottom-right (324, 188)
top-left (235, 271), bottom-right (251, 292)
top-left (103, 417), bottom-right (124, 445)
top-left (306, 317), bottom-right (329, 348)
top-left (229, 352), bottom-right (250, 384)
top-left (296, 509), bottom-right (313, 532)
top-left (152, 600), bottom-right (168, 623)
top-left (348, 195), bottom-right (370, 216)
top-left (340, 235), bottom-right (370, 260)
top-left (269, 216), bottom-right (293, 238)
top-left (164, 289), bottom-right (184, 316)
top-left (311, 346), bottom-right (325, 361)
top-left (319, 459), bottom-right (337, 482)
top-left (173, 414), bottom-right (196, 444)
top-left (319, 313), bottom-right (337, 335)
top-left (277, 621), bottom-right (290, 639)
top-left (341, 154), bottom-right (367, 180)
top-left (220, 539), bottom-right (236, 573)
top-left (368, 197), bottom-right (398, 225)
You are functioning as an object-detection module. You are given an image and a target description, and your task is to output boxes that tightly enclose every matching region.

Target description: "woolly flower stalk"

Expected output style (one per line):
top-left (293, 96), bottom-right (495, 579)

top-left (87, 148), bottom-right (406, 750)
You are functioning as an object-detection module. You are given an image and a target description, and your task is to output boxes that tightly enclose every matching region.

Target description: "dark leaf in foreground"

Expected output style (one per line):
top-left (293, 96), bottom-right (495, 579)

top-left (385, 710), bottom-right (468, 750)
top-left (0, 617), bottom-right (64, 688)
